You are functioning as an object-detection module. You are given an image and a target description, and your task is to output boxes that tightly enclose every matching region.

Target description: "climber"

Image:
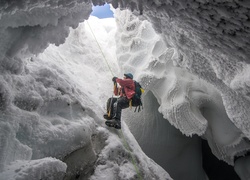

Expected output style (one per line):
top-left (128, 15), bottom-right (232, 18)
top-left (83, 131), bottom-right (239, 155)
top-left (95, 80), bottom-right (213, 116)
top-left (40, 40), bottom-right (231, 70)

top-left (104, 73), bottom-right (135, 129)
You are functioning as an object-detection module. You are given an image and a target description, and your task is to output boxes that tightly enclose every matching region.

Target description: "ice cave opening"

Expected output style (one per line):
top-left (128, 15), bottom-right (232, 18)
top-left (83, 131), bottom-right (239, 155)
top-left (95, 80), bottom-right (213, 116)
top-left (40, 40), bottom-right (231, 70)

top-left (2, 0), bottom-right (250, 179)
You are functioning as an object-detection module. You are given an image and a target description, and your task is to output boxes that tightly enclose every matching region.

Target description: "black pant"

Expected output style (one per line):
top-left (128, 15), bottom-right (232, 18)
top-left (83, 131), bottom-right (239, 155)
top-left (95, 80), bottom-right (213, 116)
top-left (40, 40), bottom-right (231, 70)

top-left (106, 96), bottom-right (129, 121)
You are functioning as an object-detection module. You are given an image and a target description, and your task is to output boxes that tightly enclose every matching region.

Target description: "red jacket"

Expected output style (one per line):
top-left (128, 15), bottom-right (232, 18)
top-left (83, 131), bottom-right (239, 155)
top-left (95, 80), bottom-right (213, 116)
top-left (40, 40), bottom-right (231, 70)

top-left (114, 78), bottom-right (135, 99)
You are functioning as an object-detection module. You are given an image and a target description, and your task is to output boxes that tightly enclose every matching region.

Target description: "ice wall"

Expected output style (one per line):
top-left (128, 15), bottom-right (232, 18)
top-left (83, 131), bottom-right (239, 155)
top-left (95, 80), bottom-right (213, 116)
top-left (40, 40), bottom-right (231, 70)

top-left (0, 0), bottom-right (94, 176)
top-left (115, 0), bottom-right (250, 142)
top-left (125, 91), bottom-right (208, 180)
top-left (114, 7), bottom-right (250, 179)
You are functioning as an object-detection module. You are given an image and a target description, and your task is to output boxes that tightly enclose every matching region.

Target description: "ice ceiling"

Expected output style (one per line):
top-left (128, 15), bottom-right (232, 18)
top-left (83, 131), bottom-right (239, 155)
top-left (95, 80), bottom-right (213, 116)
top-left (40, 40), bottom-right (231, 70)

top-left (1, 0), bottom-right (250, 179)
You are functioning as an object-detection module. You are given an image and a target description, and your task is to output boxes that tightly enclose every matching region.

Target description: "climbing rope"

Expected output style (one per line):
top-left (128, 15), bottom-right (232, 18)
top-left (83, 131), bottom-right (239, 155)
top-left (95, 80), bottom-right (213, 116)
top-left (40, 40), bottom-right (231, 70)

top-left (86, 20), bottom-right (115, 77)
top-left (86, 19), bottom-right (143, 179)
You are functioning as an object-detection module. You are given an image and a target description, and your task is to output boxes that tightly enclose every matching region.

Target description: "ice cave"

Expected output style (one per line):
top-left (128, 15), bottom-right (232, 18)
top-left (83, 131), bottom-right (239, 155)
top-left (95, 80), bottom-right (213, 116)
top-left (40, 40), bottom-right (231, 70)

top-left (1, 0), bottom-right (250, 180)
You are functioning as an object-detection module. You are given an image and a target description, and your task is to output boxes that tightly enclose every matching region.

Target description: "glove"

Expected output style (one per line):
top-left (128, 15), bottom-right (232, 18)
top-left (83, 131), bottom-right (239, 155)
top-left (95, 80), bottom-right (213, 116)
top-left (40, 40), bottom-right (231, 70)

top-left (112, 77), bottom-right (117, 83)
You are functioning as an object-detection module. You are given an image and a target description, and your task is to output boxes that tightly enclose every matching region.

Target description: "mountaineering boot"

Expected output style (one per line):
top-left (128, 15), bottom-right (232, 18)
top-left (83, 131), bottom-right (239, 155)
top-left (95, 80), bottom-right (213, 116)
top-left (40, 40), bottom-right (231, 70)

top-left (105, 119), bottom-right (121, 129)
top-left (103, 113), bottom-right (112, 120)
top-left (114, 120), bottom-right (121, 129)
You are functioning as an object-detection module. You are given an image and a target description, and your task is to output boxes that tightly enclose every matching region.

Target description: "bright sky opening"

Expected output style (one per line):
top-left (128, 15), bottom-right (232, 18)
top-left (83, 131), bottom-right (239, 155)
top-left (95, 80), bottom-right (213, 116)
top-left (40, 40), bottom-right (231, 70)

top-left (91, 3), bottom-right (114, 19)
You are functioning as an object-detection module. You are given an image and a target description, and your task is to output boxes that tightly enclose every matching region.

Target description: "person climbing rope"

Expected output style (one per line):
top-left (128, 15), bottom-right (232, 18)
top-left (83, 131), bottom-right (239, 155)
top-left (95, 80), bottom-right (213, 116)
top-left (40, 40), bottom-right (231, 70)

top-left (104, 73), bottom-right (135, 129)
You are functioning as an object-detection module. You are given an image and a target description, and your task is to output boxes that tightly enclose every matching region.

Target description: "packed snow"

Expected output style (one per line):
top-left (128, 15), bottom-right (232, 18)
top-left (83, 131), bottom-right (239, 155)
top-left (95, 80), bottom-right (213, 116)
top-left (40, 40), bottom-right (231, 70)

top-left (1, 0), bottom-right (250, 180)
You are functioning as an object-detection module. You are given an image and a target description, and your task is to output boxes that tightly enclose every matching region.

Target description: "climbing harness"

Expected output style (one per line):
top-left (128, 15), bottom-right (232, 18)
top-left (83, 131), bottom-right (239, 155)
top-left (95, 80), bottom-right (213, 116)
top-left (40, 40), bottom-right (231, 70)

top-left (86, 20), bottom-right (143, 179)
top-left (107, 82), bottom-right (118, 118)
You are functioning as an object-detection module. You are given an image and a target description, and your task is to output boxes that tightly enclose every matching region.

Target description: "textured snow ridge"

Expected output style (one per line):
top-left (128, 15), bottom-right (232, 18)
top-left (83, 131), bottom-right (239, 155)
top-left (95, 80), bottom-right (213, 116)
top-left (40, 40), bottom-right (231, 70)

top-left (1, 157), bottom-right (67, 180)
top-left (0, 0), bottom-right (92, 66)
top-left (0, 53), bottom-right (99, 172)
top-left (131, 0), bottom-right (250, 139)
top-left (89, 126), bottom-right (172, 180)
top-left (115, 9), bottom-right (209, 137)
top-left (207, 135), bottom-right (250, 165)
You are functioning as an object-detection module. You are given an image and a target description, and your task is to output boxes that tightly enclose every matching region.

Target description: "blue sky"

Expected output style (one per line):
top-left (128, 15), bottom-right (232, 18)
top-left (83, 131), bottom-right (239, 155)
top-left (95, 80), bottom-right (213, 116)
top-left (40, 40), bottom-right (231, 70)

top-left (91, 4), bottom-right (114, 19)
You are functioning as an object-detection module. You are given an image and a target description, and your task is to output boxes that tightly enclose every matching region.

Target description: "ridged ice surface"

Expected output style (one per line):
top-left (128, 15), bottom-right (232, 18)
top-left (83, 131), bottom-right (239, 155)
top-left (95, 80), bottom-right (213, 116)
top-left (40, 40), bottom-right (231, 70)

top-left (114, 8), bottom-right (250, 170)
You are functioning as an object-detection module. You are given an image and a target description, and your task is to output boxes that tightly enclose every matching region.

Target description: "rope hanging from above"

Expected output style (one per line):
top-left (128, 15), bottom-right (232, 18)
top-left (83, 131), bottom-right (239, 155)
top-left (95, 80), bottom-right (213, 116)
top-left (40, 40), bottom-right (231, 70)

top-left (86, 20), bottom-right (115, 77)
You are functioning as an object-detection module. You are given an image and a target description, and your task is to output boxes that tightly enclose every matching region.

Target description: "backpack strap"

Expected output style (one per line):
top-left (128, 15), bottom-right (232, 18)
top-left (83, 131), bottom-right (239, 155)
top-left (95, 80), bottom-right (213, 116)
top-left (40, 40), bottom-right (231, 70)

top-left (134, 104), bottom-right (143, 113)
top-left (138, 102), bottom-right (143, 112)
top-left (134, 106), bottom-right (137, 112)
